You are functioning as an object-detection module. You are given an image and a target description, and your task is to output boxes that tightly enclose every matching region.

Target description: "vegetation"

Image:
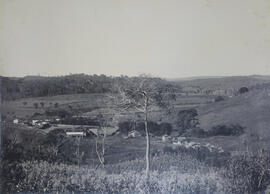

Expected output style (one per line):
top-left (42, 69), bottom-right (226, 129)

top-left (118, 121), bottom-right (172, 136)
top-left (238, 87), bottom-right (249, 94)
top-left (2, 74), bottom-right (270, 193)
top-left (207, 124), bottom-right (245, 136)
top-left (214, 96), bottom-right (225, 102)
top-left (1, 74), bottom-right (178, 100)
top-left (11, 154), bottom-right (228, 193)
top-left (177, 109), bottom-right (199, 133)
top-left (117, 75), bottom-right (176, 180)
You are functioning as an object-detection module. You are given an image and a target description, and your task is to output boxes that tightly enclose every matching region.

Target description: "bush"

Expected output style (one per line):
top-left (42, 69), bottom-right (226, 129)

top-left (118, 121), bottom-right (172, 136)
top-left (184, 127), bottom-right (206, 138)
top-left (224, 153), bottom-right (270, 193)
top-left (33, 102), bottom-right (39, 109)
top-left (158, 123), bottom-right (172, 136)
top-left (239, 87), bottom-right (249, 94)
top-left (214, 96), bottom-right (225, 102)
top-left (40, 102), bottom-right (45, 108)
top-left (44, 128), bottom-right (66, 146)
top-left (207, 124), bottom-right (245, 136)
top-left (59, 116), bottom-right (99, 125)
top-left (177, 109), bottom-right (198, 133)
top-left (54, 102), bottom-right (59, 108)
top-left (118, 121), bottom-right (134, 135)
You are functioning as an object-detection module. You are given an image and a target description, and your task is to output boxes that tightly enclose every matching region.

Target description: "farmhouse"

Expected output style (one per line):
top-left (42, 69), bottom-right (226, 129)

top-left (66, 131), bottom-right (86, 137)
top-left (13, 119), bottom-right (19, 124)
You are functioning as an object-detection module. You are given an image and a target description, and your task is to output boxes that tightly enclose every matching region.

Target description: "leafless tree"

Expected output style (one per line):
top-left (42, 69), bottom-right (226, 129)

top-left (94, 95), bottom-right (116, 169)
top-left (116, 75), bottom-right (175, 181)
top-left (74, 136), bottom-right (84, 167)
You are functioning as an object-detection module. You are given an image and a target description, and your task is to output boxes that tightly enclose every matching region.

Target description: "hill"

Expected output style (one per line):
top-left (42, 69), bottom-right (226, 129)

top-left (1, 74), bottom-right (178, 101)
top-left (172, 75), bottom-right (270, 92)
top-left (197, 86), bottom-right (270, 151)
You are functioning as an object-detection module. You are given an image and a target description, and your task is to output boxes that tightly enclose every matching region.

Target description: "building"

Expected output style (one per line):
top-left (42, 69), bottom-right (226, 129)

top-left (13, 119), bottom-right (19, 124)
top-left (66, 131), bottom-right (86, 137)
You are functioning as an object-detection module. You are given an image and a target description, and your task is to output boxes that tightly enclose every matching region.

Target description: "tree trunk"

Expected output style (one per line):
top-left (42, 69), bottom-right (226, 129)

top-left (144, 98), bottom-right (150, 181)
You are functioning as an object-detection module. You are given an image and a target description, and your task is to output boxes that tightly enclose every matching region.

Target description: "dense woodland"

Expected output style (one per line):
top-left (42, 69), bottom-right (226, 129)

top-left (2, 74), bottom-right (270, 101)
top-left (0, 74), bottom-right (178, 100)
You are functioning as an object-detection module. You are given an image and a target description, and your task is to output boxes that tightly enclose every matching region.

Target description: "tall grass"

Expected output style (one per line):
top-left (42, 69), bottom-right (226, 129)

top-left (16, 153), bottom-right (228, 193)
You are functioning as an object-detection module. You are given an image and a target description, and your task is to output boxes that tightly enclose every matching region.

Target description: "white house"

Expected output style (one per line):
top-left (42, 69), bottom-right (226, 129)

top-left (66, 131), bottom-right (86, 137)
top-left (13, 119), bottom-right (19, 124)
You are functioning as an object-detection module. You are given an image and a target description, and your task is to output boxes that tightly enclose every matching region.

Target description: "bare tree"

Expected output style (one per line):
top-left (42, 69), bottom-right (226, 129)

top-left (74, 136), bottom-right (84, 167)
top-left (116, 75), bottom-right (175, 181)
top-left (95, 125), bottom-right (106, 168)
top-left (94, 96), bottom-right (116, 169)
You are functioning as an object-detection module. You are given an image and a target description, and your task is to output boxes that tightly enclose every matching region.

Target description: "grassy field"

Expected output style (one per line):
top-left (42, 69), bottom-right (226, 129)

top-left (2, 93), bottom-right (214, 117)
top-left (3, 87), bottom-right (270, 154)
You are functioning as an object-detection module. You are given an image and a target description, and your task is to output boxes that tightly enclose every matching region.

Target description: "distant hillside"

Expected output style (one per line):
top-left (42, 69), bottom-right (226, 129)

top-left (1, 74), bottom-right (173, 100)
top-left (170, 76), bottom-right (270, 96)
top-left (198, 85), bottom-right (270, 139)
top-left (173, 76), bottom-right (270, 90)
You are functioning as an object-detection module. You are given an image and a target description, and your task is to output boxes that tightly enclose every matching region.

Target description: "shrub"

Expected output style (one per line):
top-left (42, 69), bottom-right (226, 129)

top-left (40, 102), bottom-right (45, 108)
top-left (54, 102), bottom-right (59, 108)
top-left (33, 102), bottom-right (39, 109)
top-left (184, 127), bottom-right (206, 137)
top-left (239, 87), bottom-right (249, 94)
top-left (177, 109), bottom-right (198, 133)
top-left (158, 122), bottom-right (172, 135)
top-left (208, 124), bottom-right (245, 136)
top-left (224, 153), bottom-right (270, 193)
top-left (45, 109), bottom-right (71, 119)
top-left (118, 121), bottom-right (134, 135)
top-left (45, 129), bottom-right (66, 144)
top-left (214, 96), bottom-right (225, 102)
top-left (118, 121), bottom-right (172, 136)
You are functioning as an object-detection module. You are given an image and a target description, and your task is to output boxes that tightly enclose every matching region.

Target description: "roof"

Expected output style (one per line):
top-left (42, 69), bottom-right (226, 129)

top-left (66, 132), bottom-right (86, 136)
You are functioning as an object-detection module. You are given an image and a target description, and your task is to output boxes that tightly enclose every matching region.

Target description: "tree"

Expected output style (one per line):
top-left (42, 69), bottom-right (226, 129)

top-left (215, 96), bottom-right (225, 102)
top-left (33, 102), bottom-right (39, 109)
top-left (95, 114), bottom-right (108, 168)
top-left (74, 136), bottom-right (84, 167)
top-left (40, 102), bottom-right (45, 108)
top-left (177, 109), bottom-right (198, 133)
top-left (54, 102), bottom-right (59, 108)
top-left (116, 75), bottom-right (175, 181)
top-left (239, 87), bottom-right (249, 94)
top-left (94, 95), bottom-right (116, 169)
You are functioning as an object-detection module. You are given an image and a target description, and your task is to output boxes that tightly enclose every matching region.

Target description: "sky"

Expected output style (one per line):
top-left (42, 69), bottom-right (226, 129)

top-left (0, 0), bottom-right (270, 78)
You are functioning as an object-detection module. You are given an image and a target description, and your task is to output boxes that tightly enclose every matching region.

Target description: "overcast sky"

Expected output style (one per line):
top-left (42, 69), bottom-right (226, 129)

top-left (1, 0), bottom-right (270, 78)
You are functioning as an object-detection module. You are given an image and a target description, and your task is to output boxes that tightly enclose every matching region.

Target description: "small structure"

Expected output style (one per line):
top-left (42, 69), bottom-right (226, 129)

top-left (13, 119), bottom-right (19, 124)
top-left (66, 131), bottom-right (86, 137)
top-left (128, 130), bottom-right (141, 138)
top-left (162, 135), bottom-right (171, 142)
top-left (32, 120), bottom-right (39, 125)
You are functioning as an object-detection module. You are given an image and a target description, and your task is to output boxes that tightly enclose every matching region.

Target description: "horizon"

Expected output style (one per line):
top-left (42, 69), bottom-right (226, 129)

top-left (2, 73), bottom-right (270, 81)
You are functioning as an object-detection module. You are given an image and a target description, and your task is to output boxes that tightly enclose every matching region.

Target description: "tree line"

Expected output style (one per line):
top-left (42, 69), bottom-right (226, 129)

top-left (1, 74), bottom-right (179, 100)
